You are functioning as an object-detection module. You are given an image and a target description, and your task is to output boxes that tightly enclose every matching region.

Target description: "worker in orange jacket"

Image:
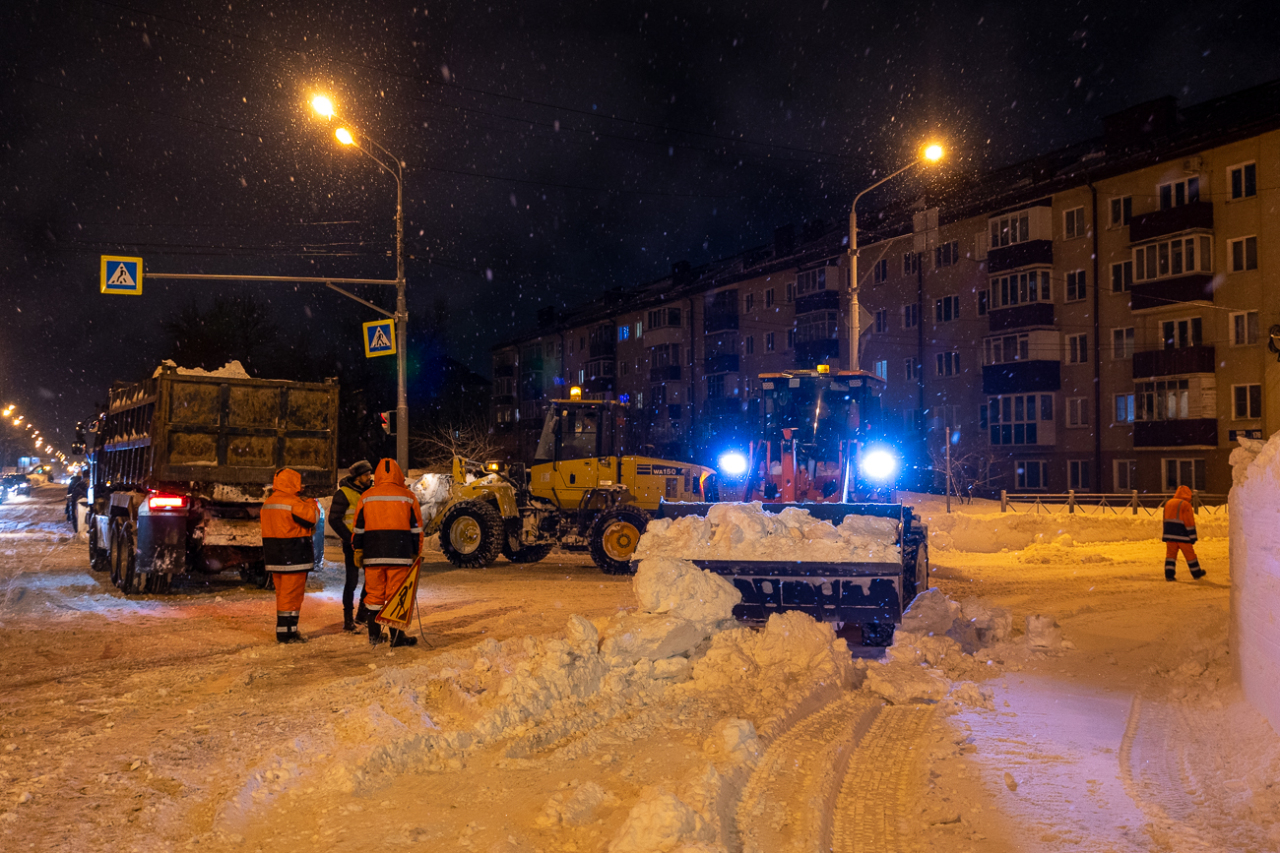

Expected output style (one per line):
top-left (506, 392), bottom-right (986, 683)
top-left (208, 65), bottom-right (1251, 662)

top-left (1162, 484), bottom-right (1205, 582)
top-left (261, 467), bottom-right (319, 642)
top-left (352, 458), bottom-right (422, 647)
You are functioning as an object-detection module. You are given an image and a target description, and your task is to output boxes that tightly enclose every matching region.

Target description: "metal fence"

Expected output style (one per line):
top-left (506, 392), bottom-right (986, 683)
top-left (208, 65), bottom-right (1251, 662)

top-left (997, 490), bottom-right (1228, 516)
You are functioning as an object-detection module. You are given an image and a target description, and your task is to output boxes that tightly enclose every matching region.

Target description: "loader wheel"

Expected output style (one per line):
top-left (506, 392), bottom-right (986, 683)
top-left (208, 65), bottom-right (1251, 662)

top-left (501, 542), bottom-right (554, 564)
top-left (861, 622), bottom-right (896, 647)
top-left (589, 508), bottom-right (648, 575)
top-left (440, 501), bottom-right (504, 568)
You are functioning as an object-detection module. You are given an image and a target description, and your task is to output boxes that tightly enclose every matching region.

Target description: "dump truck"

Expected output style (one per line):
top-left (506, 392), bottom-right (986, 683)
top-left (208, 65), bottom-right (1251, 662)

top-left (643, 368), bottom-right (928, 645)
top-left (427, 398), bottom-right (717, 573)
top-left (83, 364), bottom-right (338, 594)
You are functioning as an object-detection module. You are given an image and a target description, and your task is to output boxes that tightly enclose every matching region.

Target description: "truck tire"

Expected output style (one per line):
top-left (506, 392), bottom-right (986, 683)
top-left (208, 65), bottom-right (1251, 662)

top-left (439, 501), bottom-right (504, 568)
top-left (501, 542), bottom-right (554, 564)
top-left (88, 515), bottom-right (109, 573)
top-left (589, 507), bottom-right (648, 575)
top-left (108, 519), bottom-right (125, 587)
top-left (120, 527), bottom-right (146, 596)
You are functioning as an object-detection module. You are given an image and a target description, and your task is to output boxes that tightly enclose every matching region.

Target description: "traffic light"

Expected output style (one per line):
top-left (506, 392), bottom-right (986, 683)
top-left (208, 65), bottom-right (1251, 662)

top-left (380, 411), bottom-right (394, 434)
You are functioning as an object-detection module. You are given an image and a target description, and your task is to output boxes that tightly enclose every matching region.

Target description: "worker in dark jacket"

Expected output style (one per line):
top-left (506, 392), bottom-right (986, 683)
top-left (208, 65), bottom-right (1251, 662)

top-left (352, 458), bottom-right (422, 648)
top-left (329, 460), bottom-right (374, 632)
top-left (1162, 485), bottom-right (1205, 581)
top-left (261, 467), bottom-right (319, 642)
top-left (66, 473), bottom-right (89, 532)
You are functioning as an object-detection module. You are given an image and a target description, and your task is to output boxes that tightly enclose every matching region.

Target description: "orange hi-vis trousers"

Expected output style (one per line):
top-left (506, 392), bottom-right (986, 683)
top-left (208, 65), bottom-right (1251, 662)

top-left (1165, 542), bottom-right (1198, 565)
top-left (364, 564), bottom-right (410, 612)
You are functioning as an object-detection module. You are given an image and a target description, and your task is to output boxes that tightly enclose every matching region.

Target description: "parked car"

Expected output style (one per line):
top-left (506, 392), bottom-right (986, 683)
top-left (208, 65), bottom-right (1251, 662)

top-left (1, 473), bottom-right (31, 498)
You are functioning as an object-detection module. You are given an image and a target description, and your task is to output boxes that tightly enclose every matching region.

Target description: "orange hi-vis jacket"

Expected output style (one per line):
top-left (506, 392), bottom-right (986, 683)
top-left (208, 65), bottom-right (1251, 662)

top-left (1162, 485), bottom-right (1198, 544)
top-left (261, 468), bottom-right (318, 572)
top-left (352, 459), bottom-right (423, 566)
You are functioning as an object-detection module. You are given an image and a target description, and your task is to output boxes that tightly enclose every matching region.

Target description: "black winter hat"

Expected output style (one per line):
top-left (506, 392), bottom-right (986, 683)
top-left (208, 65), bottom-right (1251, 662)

top-left (348, 460), bottom-right (373, 477)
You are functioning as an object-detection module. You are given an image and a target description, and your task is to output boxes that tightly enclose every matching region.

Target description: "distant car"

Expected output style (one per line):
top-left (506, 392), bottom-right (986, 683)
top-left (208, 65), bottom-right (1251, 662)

top-left (1, 473), bottom-right (31, 498)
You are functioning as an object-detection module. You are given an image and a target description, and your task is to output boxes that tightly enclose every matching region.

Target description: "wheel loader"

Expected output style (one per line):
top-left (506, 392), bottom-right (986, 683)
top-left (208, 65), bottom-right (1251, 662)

top-left (426, 398), bottom-right (717, 573)
top-left (641, 367), bottom-right (929, 645)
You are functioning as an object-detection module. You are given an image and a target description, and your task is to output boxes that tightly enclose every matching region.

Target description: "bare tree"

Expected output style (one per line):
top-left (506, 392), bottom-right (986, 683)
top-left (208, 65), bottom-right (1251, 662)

top-left (928, 441), bottom-right (1005, 503)
top-left (410, 417), bottom-right (503, 473)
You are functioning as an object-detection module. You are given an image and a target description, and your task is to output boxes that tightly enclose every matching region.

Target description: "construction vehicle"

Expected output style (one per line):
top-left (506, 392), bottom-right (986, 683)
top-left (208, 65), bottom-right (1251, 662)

top-left (429, 397), bottom-right (717, 573)
top-left (646, 367), bottom-right (928, 645)
top-left (83, 364), bottom-right (338, 594)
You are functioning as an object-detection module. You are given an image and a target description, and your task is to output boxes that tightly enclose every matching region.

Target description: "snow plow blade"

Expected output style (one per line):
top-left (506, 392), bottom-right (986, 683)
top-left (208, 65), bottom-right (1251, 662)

top-left (640, 501), bottom-right (928, 628)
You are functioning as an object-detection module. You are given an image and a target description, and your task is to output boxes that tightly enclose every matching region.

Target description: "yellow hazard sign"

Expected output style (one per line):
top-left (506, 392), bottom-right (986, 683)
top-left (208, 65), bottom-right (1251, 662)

top-left (375, 557), bottom-right (420, 630)
top-left (363, 318), bottom-right (396, 358)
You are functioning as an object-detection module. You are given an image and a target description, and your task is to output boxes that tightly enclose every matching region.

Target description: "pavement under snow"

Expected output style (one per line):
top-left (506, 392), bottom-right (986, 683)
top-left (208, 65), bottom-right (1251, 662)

top-left (0, 483), bottom-right (1272, 853)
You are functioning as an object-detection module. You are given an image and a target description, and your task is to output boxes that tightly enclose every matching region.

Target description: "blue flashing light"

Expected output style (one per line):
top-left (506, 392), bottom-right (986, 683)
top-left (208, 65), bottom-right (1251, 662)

top-left (858, 446), bottom-right (898, 483)
top-left (718, 451), bottom-right (749, 478)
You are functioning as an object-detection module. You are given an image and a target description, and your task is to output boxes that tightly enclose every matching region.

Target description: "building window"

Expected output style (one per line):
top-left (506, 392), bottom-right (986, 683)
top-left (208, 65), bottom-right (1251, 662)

top-left (797, 268), bottom-right (828, 294)
top-left (795, 311), bottom-right (838, 346)
top-left (647, 307), bottom-right (682, 329)
top-left (1064, 207), bottom-right (1086, 240)
top-left (874, 309), bottom-right (888, 333)
top-left (744, 293), bottom-right (755, 314)
top-left (1230, 162), bottom-right (1257, 200)
top-left (707, 375), bottom-right (724, 399)
top-left (1111, 327), bottom-right (1134, 360)
top-left (903, 357), bottom-right (920, 381)
top-left (873, 359), bottom-right (888, 379)
top-left (935, 240), bottom-right (960, 268)
top-left (936, 352), bottom-right (961, 377)
top-left (618, 325), bottom-right (630, 341)
top-left (1017, 460), bottom-right (1047, 490)
top-left (1159, 176), bottom-right (1199, 210)
top-left (990, 269), bottom-right (1051, 309)
top-left (1110, 260), bottom-right (1133, 293)
top-left (1231, 311), bottom-right (1260, 346)
top-left (1133, 236), bottom-right (1212, 282)
top-left (1066, 270), bottom-right (1087, 302)
top-left (1067, 333), bottom-right (1088, 364)
top-left (1110, 196), bottom-right (1132, 227)
top-left (765, 288), bottom-right (775, 308)
top-left (635, 321), bottom-right (643, 338)
top-left (988, 394), bottom-right (1049, 445)
top-left (903, 304), bottom-right (919, 329)
top-left (1067, 397), bottom-right (1089, 427)
top-left (903, 252), bottom-right (920, 275)
top-left (1163, 458), bottom-right (1205, 491)
top-left (1230, 236), bottom-right (1259, 272)
top-left (983, 333), bottom-right (1029, 366)
top-left (990, 211), bottom-right (1031, 249)
top-left (745, 336), bottom-right (755, 355)
top-left (1162, 317), bottom-right (1202, 349)
top-left (786, 328), bottom-right (795, 349)
top-left (1137, 379), bottom-right (1190, 421)
top-left (765, 332), bottom-right (775, 352)
top-left (977, 291), bottom-right (988, 315)
top-left (934, 295), bottom-right (960, 323)
top-left (1233, 384), bottom-right (1262, 419)
top-left (1115, 393), bottom-right (1135, 423)
top-left (1069, 460), bottom-right (1091, 491)
top-left (1114, 459), bottom-right (1137, 492)
top-left (786, 281), bottom-right (796, 302)
top-left (872, 259), bottom-right (889, 285)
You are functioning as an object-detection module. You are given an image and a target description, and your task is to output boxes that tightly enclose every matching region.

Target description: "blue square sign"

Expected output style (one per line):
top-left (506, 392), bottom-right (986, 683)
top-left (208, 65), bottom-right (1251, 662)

top-left (100, 255), bottom-right (143, 295)
top-left (363, 319), bottom-right (397, 358)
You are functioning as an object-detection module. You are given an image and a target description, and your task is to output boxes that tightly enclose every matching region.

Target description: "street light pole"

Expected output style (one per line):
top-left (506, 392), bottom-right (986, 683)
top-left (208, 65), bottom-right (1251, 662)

top-left (846, 144), bottom-right (944, 371)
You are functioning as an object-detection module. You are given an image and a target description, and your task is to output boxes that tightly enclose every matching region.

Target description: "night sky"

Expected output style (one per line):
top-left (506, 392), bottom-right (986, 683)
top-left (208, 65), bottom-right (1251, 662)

top-left (3, 0), bottom-right (1279, 452)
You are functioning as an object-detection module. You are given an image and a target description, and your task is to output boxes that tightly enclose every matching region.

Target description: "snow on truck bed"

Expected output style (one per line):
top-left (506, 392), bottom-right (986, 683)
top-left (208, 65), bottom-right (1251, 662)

top-left (634, 501), bottom-right (902, 564)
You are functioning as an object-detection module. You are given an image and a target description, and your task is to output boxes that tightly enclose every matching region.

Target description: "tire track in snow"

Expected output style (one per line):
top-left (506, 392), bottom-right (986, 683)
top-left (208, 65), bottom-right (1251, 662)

top-left (830, 705), bottom-right (934, 853)
top-left (737, 693), bottom-right (881, 853)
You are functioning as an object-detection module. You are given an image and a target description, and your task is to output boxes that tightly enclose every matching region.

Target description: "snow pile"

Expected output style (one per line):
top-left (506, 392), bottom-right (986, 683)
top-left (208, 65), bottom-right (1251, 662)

top-left (635, 502), bottom-right (900, 564)
top-left (410, 473), bottom-right (453, 524)
top-left (922, 504), bottom-right (1227, 552)
top-left (152, 359), bottom-right (251, 379)
top-left (537, 781), bottom-right (620, 828)
top-left (1229, 432), bottom-right (1280, 734)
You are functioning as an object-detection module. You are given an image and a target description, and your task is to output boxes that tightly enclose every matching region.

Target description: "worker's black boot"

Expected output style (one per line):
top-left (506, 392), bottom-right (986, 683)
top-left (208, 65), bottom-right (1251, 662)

top-left (1165, 561), bottom-right (1176, 582)
top-left (276, 613), bottom-right (290, 643)
top-left (390, 629), bottom-right (418, 648)
top-left (342, 607), bottom-right (359, 633)
top-left (368, 614), bottom-right (384, 647)
top-left (356, 601), bottom-right (370, 625)
top-left (281, 613), bottom-right (306, 643)
top-left (1189, 561), bottom-right (1206, 581)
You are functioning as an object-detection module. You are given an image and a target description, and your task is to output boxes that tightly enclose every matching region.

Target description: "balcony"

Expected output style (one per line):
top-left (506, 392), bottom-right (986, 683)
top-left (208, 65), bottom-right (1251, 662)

top-left (1133, 419), bottom-right (1218, 448)
top-left (583, 376), bottom-right (614, 395)
top-left (588, 340), bottom-right (616, 359)
top-left (988, 302), bottom-right (1055, 332)
top-left (649, 365), bottom-right (682, 382)
top-left (1130, 201), bottom-right (1213, 243)
top-left (704, 311), bottom-right (740, 333)
top-left (705, 353), bottom-right (740, 374)
top-left (1130, 274), bottom-right (1214, 311)
top-left (795, 339), bottom-right (841, 368)
top-left (705, 397), bottom-right (746, 417)
top-left (492, 395), bottom-right (515, 406)
top-left (982, 361), bottom-right (1061, 395)
top-left (493, 363), bottom-right (515, 378)
top-left (795, 290), bottom-right (840, 314)
top-left (988, 239), bottom-right (1053, 273)
top-left (1132, 345), bottom-right (1216, 378)
top-left (519, 356), bottom-right (544, 372)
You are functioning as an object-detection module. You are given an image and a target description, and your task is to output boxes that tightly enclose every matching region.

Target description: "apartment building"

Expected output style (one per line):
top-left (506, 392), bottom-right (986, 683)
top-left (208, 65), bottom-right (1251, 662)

top-left (493, 79), bottom-right (1280, 494)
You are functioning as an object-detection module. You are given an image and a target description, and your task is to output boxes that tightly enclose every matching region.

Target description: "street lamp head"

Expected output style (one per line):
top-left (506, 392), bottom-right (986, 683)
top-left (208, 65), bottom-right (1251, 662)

top-left (335, 127), bottom-right (355, 146)
top-left (922, 143), bottom-right (944, 163)
top-left (311, 95), bottom-right (335, 119)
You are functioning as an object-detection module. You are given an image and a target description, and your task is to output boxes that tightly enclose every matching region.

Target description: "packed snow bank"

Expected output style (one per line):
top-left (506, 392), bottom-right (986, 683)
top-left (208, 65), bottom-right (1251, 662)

top-left (635, 502), bottom-right (900, 563)
top-left (1229, 435), bottom-right (1280, 735)
top-left (152, 359), bottom-right (251, 379)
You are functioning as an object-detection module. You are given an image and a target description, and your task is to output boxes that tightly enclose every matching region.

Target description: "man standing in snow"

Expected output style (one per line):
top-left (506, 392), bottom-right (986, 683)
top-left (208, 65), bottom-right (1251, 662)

top-left (351, 458), bottom-right (422, 648)
top-left (261, 467), bottom-right (319, 642)
top-left (1162, 485), bottom-right (1205, 581)
top-left (329, 459), bottom-right (374, 632)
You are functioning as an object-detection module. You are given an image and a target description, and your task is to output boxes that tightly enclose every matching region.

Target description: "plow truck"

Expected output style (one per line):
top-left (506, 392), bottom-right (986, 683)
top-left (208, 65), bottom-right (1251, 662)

top-left (423, 397), bottom-right (717, 573)
top-left (640, 367), bottom-right (928, 645)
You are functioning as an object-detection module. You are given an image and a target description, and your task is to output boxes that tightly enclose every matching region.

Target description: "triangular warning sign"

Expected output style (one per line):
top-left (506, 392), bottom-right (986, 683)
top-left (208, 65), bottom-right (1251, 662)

top-left (369, 326), bottom-right (392, 350)
top-left (375, 557), bottom-right (421, 630)
top-left (107, 263), bottom-right (136, 287)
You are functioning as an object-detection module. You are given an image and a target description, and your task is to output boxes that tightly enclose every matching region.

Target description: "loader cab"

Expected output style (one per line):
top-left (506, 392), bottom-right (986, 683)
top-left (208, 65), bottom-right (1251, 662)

top-left (532, 400), bottom-right (629, 508)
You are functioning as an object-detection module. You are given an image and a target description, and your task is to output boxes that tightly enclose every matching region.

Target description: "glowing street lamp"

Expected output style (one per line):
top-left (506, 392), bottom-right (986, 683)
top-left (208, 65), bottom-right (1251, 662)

top-left (310, 94), bottom-right (410, 474)
top-left (847, 142), bottom-right (945, 369)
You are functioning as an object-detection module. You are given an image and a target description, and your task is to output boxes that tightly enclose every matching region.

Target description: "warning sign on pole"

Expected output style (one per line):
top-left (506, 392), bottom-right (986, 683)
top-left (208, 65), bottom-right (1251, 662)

top-left (100, 256), bottom-right (143, 295)
top-left (375, 557), bottom-right (421, 630)
top-left (363, 319), bottom-right (397, 358)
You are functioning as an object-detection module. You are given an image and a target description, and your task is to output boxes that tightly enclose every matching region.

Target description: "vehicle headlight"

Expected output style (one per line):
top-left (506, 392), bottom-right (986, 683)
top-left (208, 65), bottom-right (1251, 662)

top-left (717, 451), bottom-right (749, 478)
top-left (858, 447), bottom-right (898, 483)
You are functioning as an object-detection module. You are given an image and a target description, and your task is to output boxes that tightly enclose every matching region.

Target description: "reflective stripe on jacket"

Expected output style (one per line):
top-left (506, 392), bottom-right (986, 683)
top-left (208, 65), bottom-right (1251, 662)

top-left (352, 459), bottom-right (422, 566)
top-left (262, 468), bottom-right (318, 572)
top-left (1162, 485), bottom-right (1197, 544)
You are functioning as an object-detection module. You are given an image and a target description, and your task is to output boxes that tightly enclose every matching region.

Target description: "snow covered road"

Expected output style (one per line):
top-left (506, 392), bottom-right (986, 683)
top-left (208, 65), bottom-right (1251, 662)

top-left (1, 484), bottom-right (1276, 853)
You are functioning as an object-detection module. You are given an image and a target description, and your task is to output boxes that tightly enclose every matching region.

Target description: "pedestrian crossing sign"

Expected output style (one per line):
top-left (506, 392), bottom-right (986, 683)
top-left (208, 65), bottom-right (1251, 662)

top-left (100, 256), bottom-right (143, 295)
top-left (363, 319), bottom-right (397, 358)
